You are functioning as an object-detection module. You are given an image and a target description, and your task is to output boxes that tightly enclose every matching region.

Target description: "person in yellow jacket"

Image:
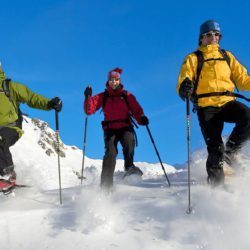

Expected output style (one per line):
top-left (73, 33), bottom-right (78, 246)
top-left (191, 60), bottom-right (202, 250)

top-left (0, 62), bottom-right (62, 190)
top-left (177, 20), bottom-right (250, 186)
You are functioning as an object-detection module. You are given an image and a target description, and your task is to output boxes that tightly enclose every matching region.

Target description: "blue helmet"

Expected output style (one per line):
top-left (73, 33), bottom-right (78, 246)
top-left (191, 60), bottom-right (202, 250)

top-left (199, 20), bottom-right (221, 36)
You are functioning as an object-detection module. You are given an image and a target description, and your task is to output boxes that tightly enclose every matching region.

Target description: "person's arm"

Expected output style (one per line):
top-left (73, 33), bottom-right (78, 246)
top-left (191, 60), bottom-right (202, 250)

top-left (176, 53), bottom-right (197, 94)
top-left (11, 82), bottom-right (51, 110)
top-left (84, 92), bottom-right (104, 115)
top-left (227, 51), bottom-right (250, 91)
top-left (126, 93), bottom-right (147, 125)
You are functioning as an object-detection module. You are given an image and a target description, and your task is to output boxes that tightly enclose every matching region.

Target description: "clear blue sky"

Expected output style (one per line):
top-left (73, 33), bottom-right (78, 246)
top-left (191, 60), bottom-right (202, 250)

top-left (1, 0), bottom-right (249, 165)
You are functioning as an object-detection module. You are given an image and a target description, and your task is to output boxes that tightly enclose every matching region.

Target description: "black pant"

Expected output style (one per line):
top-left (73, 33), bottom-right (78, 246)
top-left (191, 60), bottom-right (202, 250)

top-left (0, 127), bottom-right (19, 175)
top-left (101, 127), bottom-right (135, 189)
top-left (197, 101), bottom-right (250, 180)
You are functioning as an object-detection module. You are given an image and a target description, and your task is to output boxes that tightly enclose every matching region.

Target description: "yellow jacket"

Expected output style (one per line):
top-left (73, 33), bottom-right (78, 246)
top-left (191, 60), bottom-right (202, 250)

top-left (177, 44), bottom-right (250, 107)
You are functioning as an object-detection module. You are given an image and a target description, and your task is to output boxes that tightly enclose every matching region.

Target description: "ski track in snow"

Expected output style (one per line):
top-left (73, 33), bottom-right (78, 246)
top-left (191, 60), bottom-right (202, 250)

top-left (0, 117), bottom-right (249, 250)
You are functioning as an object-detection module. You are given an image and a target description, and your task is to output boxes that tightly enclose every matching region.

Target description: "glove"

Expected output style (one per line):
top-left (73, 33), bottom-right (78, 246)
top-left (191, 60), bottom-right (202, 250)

top-left (179, 78), bottom-right (194, 101)
top-left (84, 86), bottom-right (92, 98)
top-left (140, 115), bottom-right (149, 126)
top-left (48, 97), bottom-right (62, 112)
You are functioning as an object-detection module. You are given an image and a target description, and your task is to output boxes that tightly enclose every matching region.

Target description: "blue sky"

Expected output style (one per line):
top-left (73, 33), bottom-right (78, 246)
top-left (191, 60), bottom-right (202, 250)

top-left (1, 0), bottom-right (249, 166)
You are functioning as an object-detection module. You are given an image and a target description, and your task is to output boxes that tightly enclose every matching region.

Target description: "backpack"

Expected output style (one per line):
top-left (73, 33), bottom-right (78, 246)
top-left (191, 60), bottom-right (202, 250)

top-left (2, 79), bottom-right (23, 128)
top-left (192, 49), bottom-right (249, 106)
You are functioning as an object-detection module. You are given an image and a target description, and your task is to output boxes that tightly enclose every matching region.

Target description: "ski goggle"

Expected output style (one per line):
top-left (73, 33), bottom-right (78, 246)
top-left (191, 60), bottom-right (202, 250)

top-left (203, 31), bottom-right (221, 38)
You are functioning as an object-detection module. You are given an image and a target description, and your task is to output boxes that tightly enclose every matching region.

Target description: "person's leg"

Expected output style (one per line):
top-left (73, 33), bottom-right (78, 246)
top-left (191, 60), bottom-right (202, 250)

top-left (221, 101), bottom-right (250, 163)
top-left (197, 107), bottom-right (225, 185)
top-left (0, 127), bottom-right (19, 178)
top-left (120, 127), bottom-right (135, 171)
top-left (101, 130), bottom-right (118, 189)
top-left (120, 127), bottom-right (143, 176)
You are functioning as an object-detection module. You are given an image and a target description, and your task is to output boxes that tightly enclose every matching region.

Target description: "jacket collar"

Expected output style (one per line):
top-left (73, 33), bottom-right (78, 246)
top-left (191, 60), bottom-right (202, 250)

top-left (198, 44), bottom-right (220, 53)
top-left (105, 83), bottom-right (124, 95)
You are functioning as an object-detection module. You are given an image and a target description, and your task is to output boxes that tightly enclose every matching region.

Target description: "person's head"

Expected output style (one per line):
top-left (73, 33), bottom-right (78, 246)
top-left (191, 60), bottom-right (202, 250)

top-left (107, 67), bottom-right (123, 90)
top-left (199, 20), bottom-right (222, 46)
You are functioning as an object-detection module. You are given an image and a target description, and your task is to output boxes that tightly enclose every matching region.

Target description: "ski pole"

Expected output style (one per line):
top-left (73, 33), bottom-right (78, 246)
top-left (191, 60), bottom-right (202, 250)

top-left (146, 125), bottom-right (171, 187)
top-left (55, 110), bottom-right (62, 205)
top-left (80, 88), bottom-right (91, 184)
top-left (186, 95), bottom-right (192, 214)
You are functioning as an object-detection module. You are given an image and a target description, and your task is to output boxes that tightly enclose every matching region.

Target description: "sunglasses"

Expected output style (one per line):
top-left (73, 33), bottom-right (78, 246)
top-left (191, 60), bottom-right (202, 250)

top-left (203, 31), bottom-right (221, 38)
top-left (109, 78), bottom-right (120, 81)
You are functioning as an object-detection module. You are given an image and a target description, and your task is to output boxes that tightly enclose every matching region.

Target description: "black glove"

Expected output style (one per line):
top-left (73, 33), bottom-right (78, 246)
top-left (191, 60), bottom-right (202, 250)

top-left (140, 115), bottom-right (149, 126)
top-left (84, 86), bottom-right (92, 98)
top-left (48, 97), bottom-right (62, 112)
top-left (179, 78), bottom-right (194, 101)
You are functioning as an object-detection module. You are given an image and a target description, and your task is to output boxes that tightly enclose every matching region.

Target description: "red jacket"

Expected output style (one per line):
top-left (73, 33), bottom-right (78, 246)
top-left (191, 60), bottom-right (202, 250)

top-left (84, 84), bottom-right (144, 130)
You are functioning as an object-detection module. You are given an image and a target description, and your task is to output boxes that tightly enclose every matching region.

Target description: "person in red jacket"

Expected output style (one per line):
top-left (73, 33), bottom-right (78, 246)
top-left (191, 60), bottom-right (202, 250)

top-left (84, 67), bottom-right (149, 190)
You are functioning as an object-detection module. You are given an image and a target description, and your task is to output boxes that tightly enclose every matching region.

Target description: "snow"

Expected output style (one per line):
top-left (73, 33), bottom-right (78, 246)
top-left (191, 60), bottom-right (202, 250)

top-left (0, 117), bottom-right (250, 250)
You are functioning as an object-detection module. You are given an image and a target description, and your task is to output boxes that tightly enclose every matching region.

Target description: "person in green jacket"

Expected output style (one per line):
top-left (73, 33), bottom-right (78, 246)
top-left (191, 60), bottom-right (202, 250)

top-left (0, 63), bottom-right (62, 190)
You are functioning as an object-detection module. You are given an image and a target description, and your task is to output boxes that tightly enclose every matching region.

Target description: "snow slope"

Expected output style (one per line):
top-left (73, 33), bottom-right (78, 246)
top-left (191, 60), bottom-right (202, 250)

top-left (0, 117), bottom-right (249, 250)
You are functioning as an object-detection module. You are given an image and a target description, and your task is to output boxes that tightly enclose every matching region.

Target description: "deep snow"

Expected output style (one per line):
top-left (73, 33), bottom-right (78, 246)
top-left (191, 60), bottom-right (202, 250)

top-left (0, 117), bottom-right (249, 250)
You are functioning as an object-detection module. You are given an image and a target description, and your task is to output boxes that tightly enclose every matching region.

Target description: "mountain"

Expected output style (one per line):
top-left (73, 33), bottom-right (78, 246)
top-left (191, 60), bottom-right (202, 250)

top-left (11, 117), bottom-right (177, 190)
top-left (0, 117), bottom-right (249, 250)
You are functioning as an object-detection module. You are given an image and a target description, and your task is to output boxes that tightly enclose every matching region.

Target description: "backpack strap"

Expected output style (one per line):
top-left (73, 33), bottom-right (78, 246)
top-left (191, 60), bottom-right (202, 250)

top-left (2, 78), bottom-right (12, 99)
top-left (193, 50), bottom-right (204, 97)
top-left (219, 49), bottom-right (230, 68)
top-left (196, 91), bottom-right (250, 102)
top-left (219, 49), bottom-right (239, 92)
top-left (102, 89), bottom-right (109, 110)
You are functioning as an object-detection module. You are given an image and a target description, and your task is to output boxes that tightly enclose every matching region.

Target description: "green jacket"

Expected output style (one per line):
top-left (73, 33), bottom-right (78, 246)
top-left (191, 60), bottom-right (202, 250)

top-left (0, 71), bottom-right (51, 137)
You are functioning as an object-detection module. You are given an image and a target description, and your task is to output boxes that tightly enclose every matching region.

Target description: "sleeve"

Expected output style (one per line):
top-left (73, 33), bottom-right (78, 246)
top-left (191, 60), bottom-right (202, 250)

top-left (176, 53), bottom-right (197, 93)
top-left (227, 51), bottom-right (250, 91)
top-left (11, 82), bottom-right (51, 110)
top-left (126, 92), bottom-right (144, 125)
top-left (84, 92), bottom-right (104, 115)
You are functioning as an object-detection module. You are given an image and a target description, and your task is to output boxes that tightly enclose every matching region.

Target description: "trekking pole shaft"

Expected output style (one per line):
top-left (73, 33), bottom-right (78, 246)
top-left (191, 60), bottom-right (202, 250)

top-left (80, 94), bottom-right (90, 184)
top-left (186, 97), bottom-right (191, 213)
top-left (146, 125), bottom-right (171, 187)
top-left (81, 114), bottom-right (88, 184)
top-left (55, 111), bottom-right (62, 204)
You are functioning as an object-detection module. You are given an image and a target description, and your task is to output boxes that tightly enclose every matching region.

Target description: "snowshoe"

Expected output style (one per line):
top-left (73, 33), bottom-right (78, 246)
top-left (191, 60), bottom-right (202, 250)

top-left (123, 166), bottom-right (143, 179)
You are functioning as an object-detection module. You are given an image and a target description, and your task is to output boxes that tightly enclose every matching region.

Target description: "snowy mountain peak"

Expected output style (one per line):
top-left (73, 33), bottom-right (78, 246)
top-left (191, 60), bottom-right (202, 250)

top-left (30, 117), bottom-right (66, 157)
